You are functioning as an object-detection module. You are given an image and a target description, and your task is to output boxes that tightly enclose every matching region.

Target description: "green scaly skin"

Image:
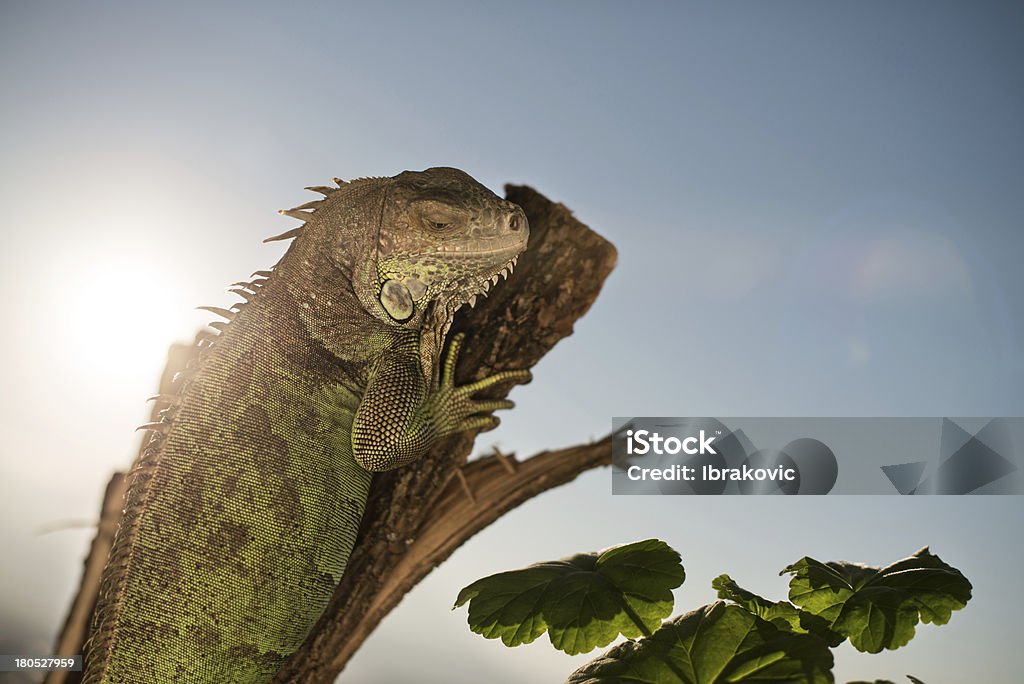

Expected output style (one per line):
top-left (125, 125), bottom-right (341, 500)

top-left (83, 168), bottom-right (530, 683)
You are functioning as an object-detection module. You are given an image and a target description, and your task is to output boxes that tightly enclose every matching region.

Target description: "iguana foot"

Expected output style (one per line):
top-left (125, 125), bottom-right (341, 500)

top-left (434, 332), bottom-right (531, 434)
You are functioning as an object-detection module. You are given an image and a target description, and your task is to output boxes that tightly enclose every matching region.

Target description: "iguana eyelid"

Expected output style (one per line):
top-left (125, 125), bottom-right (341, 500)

top-left (422, 218), bottom-right (458, 232)
top-left (417, 208), bottom-right (463, 233)
top-left (413, 199), bottom-right (462, 222)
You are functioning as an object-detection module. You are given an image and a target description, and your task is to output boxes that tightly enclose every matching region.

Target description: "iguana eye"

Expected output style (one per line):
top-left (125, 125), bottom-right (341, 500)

top-left (414, 199), bottom-right (462, 233)
top-left (420, 212), bottom-right (460, 232)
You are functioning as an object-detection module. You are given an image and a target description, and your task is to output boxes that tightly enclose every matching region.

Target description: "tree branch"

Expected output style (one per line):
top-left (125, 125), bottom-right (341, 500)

top-left (292, 437), bottom-right (613, 680)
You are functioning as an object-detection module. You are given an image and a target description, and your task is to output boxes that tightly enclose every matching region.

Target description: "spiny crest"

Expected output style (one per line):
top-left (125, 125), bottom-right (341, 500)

top-left (196, 306), bottom-right (234, 320)
top-left (145, 393), bottom-right (181, 406)
top-left (192, 270), bottom-right (270, 347)
top-left (135, 269), bottom-right (272, 437)
top-left (264, 176), bottom-right (350, 243)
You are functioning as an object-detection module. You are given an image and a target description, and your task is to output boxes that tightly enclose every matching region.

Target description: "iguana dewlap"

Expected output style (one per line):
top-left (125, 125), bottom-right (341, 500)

top-left (83, 168), bottom-right (530, 683)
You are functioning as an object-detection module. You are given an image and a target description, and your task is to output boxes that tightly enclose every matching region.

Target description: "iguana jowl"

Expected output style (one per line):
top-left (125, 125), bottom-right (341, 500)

top-left (83, 168), bottom-right (530, 683)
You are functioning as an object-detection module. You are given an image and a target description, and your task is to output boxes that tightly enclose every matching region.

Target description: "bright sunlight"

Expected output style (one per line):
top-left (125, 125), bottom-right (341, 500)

top-left (48, 247), bottom-right (197, 389)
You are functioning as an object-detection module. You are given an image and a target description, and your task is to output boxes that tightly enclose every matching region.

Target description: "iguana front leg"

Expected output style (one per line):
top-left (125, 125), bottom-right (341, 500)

top-left (351, 332), bottom-right (530, 471)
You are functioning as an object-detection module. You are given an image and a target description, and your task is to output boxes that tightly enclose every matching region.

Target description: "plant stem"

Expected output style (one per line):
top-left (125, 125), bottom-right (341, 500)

top-left (620, 600), bottom-right (653, 638)
top-left (619, 601), bottom-right (690, 683)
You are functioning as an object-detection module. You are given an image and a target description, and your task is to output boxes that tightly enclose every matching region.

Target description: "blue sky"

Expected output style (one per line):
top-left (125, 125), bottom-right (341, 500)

top-left (1, 2), bottom-right (1022, 682)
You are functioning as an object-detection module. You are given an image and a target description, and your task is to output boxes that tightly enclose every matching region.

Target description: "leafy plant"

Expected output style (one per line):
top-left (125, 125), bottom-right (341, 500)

top-left (782, 549), bottom-right (972, 653)
top-left (454, 539), bottom-right (684, 654)
top-left (454, 540), bottom-right (971, 683)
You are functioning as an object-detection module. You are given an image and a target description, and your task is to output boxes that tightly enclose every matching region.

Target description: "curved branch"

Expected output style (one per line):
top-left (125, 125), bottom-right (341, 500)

top-left (324, 437), bottom-right (613, 675)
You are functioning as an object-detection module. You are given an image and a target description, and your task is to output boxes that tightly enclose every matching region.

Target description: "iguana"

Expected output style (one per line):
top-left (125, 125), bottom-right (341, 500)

top-left (82, 167), bottom-right (531, 683)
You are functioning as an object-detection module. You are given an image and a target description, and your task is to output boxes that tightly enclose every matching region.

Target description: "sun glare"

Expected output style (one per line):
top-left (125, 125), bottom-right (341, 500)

top-left (54, 251), bottom-right (196, 389)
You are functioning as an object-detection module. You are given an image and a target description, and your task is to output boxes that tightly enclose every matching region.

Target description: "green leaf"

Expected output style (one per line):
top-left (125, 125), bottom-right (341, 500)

top-left (566, 601), bottom-right (834, 684)
top-left (454, 539), bottom-right (685, 655)
top-left (712, 574), bottom-right (843, 647)
top-left (782, 547), bottom-right (972, 653)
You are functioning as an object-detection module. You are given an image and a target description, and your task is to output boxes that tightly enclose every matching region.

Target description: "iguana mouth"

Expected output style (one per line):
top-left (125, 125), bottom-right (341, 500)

top-left (376, 252), bottom-right (521, 322)
top-left (456, 253), bottom-right (520, 310)
top-left (426, 236), bottom-right (526, 257)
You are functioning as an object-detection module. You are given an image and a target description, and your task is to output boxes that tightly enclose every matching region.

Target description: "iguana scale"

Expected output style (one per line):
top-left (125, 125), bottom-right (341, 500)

top-left (82, 167), bottom-right (530, 683)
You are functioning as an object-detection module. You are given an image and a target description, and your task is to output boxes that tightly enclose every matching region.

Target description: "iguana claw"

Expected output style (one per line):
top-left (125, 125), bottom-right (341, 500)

top-left (437, 332), bottom-right (532, 434)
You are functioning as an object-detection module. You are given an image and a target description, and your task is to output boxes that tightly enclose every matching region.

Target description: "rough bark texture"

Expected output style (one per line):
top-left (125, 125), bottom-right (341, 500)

top-left (50, 184), bottom-right (617, 683)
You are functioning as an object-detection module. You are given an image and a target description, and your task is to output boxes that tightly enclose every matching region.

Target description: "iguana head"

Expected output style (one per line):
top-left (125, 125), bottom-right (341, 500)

top-left (365, 167), bottom-right (528, 326)
top-left (275, 167), bottom-right (528, 378)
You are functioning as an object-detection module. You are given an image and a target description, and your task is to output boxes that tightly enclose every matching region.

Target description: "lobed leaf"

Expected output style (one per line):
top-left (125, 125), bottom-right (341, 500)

top-left (713, 574), bottom-right (843, 647)
top-left (566, 601), bottom-right (834, 684)
top-left (454, 539), bottom-right (685, 655)
top-left (782, 547), bottom-right (971, 653)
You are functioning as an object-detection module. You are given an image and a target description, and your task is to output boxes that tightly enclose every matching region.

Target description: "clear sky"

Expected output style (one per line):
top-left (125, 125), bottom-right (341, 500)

top-left (1, 2), bottom-right (1022, 682)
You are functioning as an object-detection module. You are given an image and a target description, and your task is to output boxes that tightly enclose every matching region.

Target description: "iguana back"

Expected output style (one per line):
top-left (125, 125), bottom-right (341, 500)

top-left (84, 168), bottom-right (529, 683)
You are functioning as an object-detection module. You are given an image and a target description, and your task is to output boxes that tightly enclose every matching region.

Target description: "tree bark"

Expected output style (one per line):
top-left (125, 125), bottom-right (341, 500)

top-left (50, 184), bottom-right (617, 683)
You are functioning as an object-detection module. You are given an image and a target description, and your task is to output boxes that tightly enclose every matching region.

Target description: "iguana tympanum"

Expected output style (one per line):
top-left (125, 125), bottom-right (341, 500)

top-left (83, 167), bottom-right (531, 683)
